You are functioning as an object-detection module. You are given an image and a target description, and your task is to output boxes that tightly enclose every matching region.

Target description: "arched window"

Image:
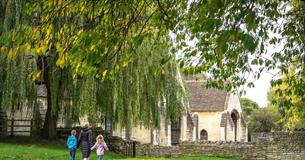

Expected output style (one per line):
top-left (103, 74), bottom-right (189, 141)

top-left (200, 129), bottom-right (208, 140)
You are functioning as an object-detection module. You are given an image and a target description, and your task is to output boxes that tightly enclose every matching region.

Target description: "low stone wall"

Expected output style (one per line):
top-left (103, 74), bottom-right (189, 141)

top-left (105, 136), bottom-right (133, 155)
top-left (136, 141), bottom-right (253, 159)
top-left (251, 132), bottom-right (305, 160)
top-left (133, 132), bottom-right (305, 160)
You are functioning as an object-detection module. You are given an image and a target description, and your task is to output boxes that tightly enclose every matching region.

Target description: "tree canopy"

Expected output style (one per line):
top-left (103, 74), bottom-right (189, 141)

top-left (240, 98), bottom-right (259, 121)
top-left (267, 66), bottom-right (305, 130)
top-left (248, 107), bottom-right (280, 133)
top-left (1, 0), bottom-right (285, 86)
top-left (0, 0), bottom-right (188, 138)
top-left (1, 0), bottom-right (305, 137)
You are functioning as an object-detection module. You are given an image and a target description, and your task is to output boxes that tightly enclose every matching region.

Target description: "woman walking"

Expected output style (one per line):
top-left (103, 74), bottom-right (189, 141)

top-left (78, 124), bottom-right (93, 160)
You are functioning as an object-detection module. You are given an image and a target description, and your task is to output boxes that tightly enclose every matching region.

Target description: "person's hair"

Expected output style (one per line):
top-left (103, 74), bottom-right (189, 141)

top-left (96, 134), bottom-right (104, 144)
top-left (71, 130), bottom-right (76, 135)
top-left (84, 123), bottom-right (90, 129)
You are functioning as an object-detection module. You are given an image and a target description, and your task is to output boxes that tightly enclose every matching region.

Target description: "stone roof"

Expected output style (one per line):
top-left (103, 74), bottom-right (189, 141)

top-left (37, 85), bottom-right (47, 97)
top-left (185, 80), bottom-right (229, 112)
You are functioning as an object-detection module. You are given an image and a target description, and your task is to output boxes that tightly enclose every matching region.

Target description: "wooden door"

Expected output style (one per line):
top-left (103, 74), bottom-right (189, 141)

top-left (171, 119), bottom-right (181, 145)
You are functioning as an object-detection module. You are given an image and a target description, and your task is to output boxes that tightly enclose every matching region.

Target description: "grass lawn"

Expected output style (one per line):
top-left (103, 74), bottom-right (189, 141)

top-left (0, 138), bottom-right (238, 160)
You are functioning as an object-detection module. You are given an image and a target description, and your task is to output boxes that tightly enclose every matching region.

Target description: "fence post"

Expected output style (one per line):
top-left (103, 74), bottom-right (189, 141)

top-left (30, 119), bottom-right (33, 136)
top-left (10, 118), bottom-right (14, 137)
top-left (124, 142), bottom-right (127, 156)
top-left (0, 120), bottom-right (2, 136)
top-left (3, 119), bottom-right (7, 136)
top-left (128, 142), bottom-right (130, 156)
top-left (132, 141), bottom-right (136, 157)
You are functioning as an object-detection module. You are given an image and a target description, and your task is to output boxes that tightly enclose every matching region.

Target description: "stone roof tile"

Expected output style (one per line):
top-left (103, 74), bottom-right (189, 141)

top-left (185, 81), bottom-right (229, 112)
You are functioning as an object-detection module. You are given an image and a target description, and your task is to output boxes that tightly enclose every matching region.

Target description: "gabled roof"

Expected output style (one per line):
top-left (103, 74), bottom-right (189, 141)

top-left (185, 77), bottom-right (229, 112)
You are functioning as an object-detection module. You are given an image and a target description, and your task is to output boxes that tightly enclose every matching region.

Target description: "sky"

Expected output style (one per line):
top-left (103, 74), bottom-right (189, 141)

top-left (243, 71), bottom-right (274, 107)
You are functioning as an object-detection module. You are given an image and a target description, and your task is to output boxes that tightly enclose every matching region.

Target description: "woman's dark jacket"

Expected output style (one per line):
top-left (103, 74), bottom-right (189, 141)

top-left (78, 128), bottom-right (93, 158)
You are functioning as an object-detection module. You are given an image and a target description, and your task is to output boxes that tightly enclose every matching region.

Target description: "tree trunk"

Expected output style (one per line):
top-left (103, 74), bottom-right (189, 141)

top-left (42, 105), bottom-right (57, 138)
top-left (41, 57), bottom-right (58, 139)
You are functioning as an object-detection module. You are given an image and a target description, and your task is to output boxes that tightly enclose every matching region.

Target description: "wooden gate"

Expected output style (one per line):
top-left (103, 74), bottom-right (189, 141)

top-left (123, 141), bottom-right (136, 157)
top-left (171, 119), bottom-right (181, 145)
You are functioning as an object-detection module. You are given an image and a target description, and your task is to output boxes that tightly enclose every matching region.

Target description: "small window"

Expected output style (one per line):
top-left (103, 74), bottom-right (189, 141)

top-left (200, 129), bottom-right (208, 140)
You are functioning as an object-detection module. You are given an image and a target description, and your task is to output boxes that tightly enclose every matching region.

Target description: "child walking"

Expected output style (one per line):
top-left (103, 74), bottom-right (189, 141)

top-left (67, 130), bottom-right (77, 160)
top-left (91, 134), bottom-right (109, 160)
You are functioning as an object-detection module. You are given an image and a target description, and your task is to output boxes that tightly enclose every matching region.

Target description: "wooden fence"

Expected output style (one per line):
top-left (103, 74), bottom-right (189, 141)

top-left (0, 118), bottom-right (36, 136)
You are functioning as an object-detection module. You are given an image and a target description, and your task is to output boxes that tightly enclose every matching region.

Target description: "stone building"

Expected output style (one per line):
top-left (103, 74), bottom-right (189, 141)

top-left (112, 75), bottom-right (248, 145)
top-left (185, 76), bottom-right (248, 142)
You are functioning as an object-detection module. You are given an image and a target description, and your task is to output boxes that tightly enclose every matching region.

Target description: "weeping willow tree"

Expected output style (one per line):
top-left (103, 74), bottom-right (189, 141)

top-left (0, 0), bottom-right (37, 117)
top-left (58, 37), bottom-right (188, 132)
top-left (0, 0), bottom-right (187, 138)
top-left (96, 39), bottom-right (187, 133)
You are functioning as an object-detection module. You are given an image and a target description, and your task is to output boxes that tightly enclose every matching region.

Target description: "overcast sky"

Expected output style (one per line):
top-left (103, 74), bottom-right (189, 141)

top-left (242, 71), bottom-right (274, 107)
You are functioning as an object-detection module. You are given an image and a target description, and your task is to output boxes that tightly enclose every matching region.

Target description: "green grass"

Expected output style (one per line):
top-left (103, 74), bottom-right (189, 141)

top-left (124, 157), bottom-right (238, 160)
top-left (0, 138), bottom-right (238, 160)
top-left (0, 143), bottom-right (124, 160)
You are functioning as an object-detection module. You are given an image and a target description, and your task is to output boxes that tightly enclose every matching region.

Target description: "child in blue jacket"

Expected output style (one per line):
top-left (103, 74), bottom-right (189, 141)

top-left (67, 130), bottom-right (77, 160)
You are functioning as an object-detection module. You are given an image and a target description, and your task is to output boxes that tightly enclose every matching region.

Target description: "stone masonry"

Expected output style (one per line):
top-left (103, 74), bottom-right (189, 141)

top-left (110, 131), bottom-right (305, 160)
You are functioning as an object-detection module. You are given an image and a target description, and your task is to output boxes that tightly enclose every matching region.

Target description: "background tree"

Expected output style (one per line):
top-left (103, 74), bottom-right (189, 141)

top-left (240, 98), bottom-right (279, 140)
top-left (268, 67), bottom-right (305, 130)
top-left (240, 98), bottom-right (259, 121)
top-left (248, 107), bottom-right (280, 133)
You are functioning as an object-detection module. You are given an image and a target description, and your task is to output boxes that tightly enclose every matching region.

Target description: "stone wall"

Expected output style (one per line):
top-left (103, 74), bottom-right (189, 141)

top-left (136, 141), bottom-right (253, 159)
top-left (196, 112), bottom-right (223, 141)
top-left (133, 132), bottom-right (305, 160)
top-left (105, 136), bottom-right (136, 156)
top-left (251, 132), bottom-right (305, 160)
